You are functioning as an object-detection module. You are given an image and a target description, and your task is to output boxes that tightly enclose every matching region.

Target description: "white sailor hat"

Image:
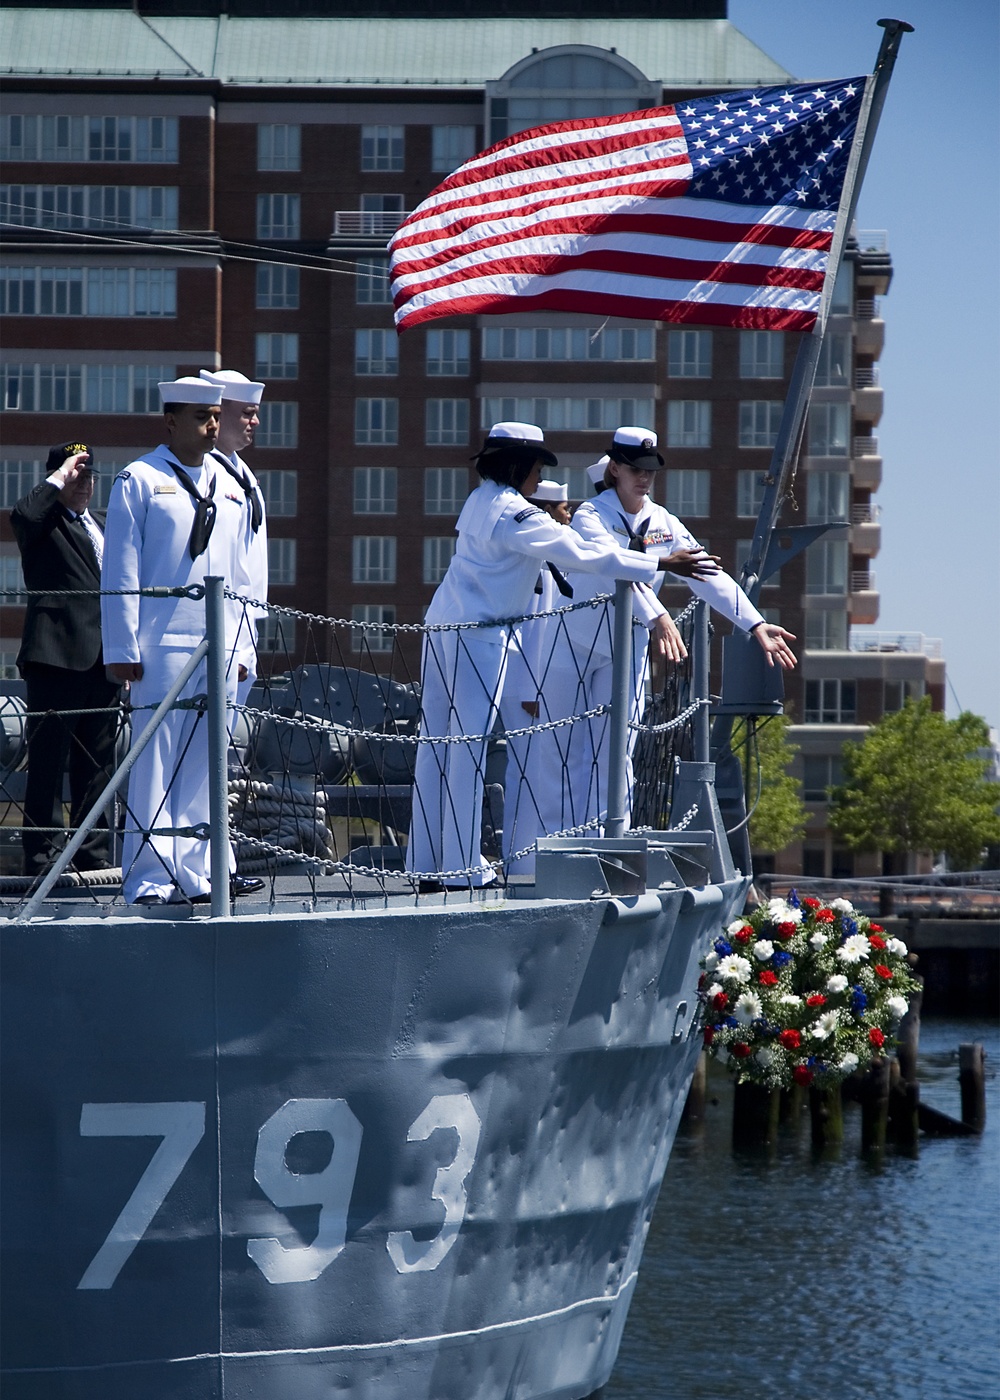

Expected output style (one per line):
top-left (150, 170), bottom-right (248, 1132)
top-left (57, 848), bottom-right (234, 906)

top-left (530, 479), bottom-right (568, 503)
top-left (586, 454), bottom-right (611, 485)
top-left (200, 369), bottom-right (266, 404)
top-left (476, 421), bottom-right (557, 467)
top-left (609, 426), bottom-right (663, 470)
top-left (158, 376), bottom-right (223, 406)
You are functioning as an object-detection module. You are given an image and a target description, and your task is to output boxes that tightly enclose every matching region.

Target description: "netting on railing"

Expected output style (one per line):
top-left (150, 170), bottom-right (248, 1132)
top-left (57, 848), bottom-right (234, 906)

top-left (1, 584), bottom-right (705, 909)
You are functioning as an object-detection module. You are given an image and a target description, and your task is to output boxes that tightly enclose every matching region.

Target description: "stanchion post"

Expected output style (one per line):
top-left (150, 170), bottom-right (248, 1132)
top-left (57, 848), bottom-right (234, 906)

top-left (692, 600), bottom-right (709, 764)
top-left (204, 575), bottom-right (231, 918)
top-left (604, 580), bottom-right (633, 840)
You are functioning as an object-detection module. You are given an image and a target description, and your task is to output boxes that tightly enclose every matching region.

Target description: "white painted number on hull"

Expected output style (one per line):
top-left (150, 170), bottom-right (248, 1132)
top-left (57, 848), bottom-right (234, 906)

top-left (387, 1093), bottom-right (482, 1274)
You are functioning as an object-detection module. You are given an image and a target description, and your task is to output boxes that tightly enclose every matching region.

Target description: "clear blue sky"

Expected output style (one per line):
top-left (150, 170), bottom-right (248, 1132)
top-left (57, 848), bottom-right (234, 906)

top-left (730, 0), bottom-right (1000, 732)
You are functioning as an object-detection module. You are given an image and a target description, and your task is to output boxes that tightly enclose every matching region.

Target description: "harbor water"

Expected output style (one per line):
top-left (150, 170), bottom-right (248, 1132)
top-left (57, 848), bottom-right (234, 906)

top-left (609, 1016), bottom-right (1000, 1400)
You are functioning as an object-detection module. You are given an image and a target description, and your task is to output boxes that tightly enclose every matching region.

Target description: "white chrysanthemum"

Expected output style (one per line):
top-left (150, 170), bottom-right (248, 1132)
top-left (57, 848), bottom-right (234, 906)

top-left (703, 949), bottom-right (719, 972)
top-left (887, 994), bottom-right (909, 1019)
top-left (836, 933), bottom-right (871, 964)
top-left (839, 1052), bottom-right (859, 1073)
top-left (809, 932), bottom-right (828, 949)
top-left (767, 897), bottom-right (802, 924)
top-left (753, 939), bottom-right (774, 962)
top-left (727, 919), bottom-right (748, 936)
top-left (706, 982), bottom-right (724, 1000)
top-left (830, 897), bottom-right (855, 913)
top-left (717, 954), bottom-right (752, 985)
top-left (826, 974), bottom-right (848, 994)
top-left (809, 1011), bottom-right (839, 1040)
top-left (734, 992), bottom-right (762, 1024)
top-left (779, 993), bottom-right (803, 1007)
top-left (756, 1046), bottom-right (777, 1068)
top-left (887, 937), bottom-right (908, 957)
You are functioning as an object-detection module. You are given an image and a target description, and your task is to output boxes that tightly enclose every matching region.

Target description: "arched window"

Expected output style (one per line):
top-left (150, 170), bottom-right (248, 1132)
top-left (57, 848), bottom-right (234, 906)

top-left (486, 46), bottom-right (658, 144)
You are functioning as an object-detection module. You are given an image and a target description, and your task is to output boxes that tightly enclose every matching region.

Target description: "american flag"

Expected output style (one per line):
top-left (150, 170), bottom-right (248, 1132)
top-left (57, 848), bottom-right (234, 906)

top-left (389, 77), bottom-right (867, 334)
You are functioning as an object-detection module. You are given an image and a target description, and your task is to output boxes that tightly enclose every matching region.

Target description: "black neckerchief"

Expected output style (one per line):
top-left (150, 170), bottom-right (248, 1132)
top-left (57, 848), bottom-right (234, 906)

top-left (618, 512), bottom-right (651, 552)
top-left (212, 450), bottom-right (262, 534)
top-left (546, 562), bottom-right (573, 598)
top-left (168, 460), bottom-right (217, 559)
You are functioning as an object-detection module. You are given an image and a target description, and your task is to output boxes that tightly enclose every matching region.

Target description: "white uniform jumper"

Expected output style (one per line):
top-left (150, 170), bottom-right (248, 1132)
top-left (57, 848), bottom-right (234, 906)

top-left (406, 480), bottom-right (660, 886)
top-left (101, 445), bottom-right (246, 903)
top-left (549, 490), bottom-right (765, 832)
top-left (211, 448), bottom-right (268, 705)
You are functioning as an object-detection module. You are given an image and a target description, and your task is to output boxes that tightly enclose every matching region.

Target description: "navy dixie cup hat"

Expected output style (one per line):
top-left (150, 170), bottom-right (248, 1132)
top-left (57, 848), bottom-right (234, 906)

top-left (609, 426), bottom-right (664, 471)
top-left (46, 442), bottom-right (93, 474)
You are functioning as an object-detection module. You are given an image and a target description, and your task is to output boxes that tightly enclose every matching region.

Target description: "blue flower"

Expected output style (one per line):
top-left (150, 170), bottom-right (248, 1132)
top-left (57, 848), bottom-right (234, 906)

top-left (772, 949), bottom-right (792, 968)
top-left (722, 1016), bottom-right (739, 1029)
top-left (714, 938), bottom-right (733, 957)
top-left (850, 986), bottom-right (868, 1014)
top-left (788, 888), bottom-right (801, 909)
top-left (841, 917), bottom-right (858, 941)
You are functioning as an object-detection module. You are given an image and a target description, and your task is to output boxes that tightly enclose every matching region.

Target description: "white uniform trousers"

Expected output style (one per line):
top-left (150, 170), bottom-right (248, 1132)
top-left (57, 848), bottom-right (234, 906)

top-left (499, 651), bottom-right (569, 876)
top-left (406, 628), bottom-right (507, 887)
top-left (121, 648), bottom-right (236, 903)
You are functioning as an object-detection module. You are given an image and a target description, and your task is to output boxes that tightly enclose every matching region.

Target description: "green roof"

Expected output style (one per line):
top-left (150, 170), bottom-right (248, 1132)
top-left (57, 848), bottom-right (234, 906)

top-left (0, 10), bottom-right (795, 87)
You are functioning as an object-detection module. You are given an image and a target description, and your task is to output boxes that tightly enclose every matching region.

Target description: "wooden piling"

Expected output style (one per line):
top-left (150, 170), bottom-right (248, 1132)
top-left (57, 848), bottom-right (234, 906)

top-left (682, 1052), bottom-right (707, 1124)
top-left (896, 978), bottom-right (923, 1084)
top-left (959, 1042), bottom-right (987, 1132)
top-left (860, 1055), bottom-right (891, 1154)
top-left (808, 1084), bottom-right (843, 1149)
top-left (732, 1081), bottom-right (779, 1150)
top-left (888, 1057), bottom-right (920, 1153)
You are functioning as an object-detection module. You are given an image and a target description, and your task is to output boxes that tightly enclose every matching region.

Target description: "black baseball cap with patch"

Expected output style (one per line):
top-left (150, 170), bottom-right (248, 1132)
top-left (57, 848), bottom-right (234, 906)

top-left (46, 442), bottom-right (93, 474)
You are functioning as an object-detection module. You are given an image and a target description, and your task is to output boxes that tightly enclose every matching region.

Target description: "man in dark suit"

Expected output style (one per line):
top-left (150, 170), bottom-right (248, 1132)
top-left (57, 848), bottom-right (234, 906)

top-left (10, 443), bottom-right (121, 876)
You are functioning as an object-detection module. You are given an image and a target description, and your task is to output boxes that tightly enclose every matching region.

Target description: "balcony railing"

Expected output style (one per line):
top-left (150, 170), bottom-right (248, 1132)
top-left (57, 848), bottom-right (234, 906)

top-left (854, 366), bottom-right (880, 388)
top-left (852, 435), bottom-right (879, 457)
top-left (850, 631), bottom-right (943, 659)
top-left (851, 570), bottom-right (877, 593)
top-left (856, 229), bottom-right (889, 252)
top-left (855, 297), bottom-right (882, 320)
top-left (333, 210), bottom-right (406, 237)
top-left (850, 503), bottom-right (881, 524)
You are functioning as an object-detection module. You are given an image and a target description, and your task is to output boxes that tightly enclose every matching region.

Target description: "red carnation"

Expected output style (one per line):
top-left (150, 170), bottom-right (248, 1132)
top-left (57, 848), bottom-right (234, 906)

top-left (776, 921), bottom-right (797, 939)
top-left (802, 897), bottom-right (821, 910)
top-left (731, 1042), bottom-right (752, 1059)
top-left (869, 1027), bottom-right (886, 1048)
top-left (793, 1065), bottom-right (814, 1087)
top-left (703, 1025), bottom-right (715, 1046)
top-left (779, 1029), bottom-right (802, 1050)
top-left (712, 992), bottom-right (729, 1011)
top-left (759, 969), bottom-right (779, 987)
top-left (869, 935), bottom-right (887, 951)
top-left (806, 994), bottom-right (827, 1007)
top-left (874, 964), bottom-right (893, 981)
top-left (870, 922), bottom-right (885, 933)
top-left (815, 909), bottom-right (835, 923)
top-left (734, 927), bottom-right (753, 945)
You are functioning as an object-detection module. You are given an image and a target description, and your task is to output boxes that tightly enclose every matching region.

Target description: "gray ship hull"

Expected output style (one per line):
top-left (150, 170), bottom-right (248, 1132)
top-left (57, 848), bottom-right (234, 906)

top-left (2, 871), bottom-right (746, 1399)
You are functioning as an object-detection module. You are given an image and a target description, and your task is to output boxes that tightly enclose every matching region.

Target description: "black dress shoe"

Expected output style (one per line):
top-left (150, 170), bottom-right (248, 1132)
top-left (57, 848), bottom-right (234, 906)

top-left (232, 876), bottom-right (265, 897)
top-left (134, 894), bottom-right (169, 906)
top-left (417, 880), bottom-right (444, 894)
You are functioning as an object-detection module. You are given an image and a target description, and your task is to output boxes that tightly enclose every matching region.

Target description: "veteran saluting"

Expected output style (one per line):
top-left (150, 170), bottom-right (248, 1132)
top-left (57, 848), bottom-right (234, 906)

top-left (101, 377), bottom-right (262, 906)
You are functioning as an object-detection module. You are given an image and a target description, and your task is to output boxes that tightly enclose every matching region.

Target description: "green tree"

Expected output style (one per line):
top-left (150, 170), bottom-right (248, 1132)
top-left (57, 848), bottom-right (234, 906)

top-left (828, 699), bottom-right (1000, 869)
top-left (733, 714), bottom-right (807, 855)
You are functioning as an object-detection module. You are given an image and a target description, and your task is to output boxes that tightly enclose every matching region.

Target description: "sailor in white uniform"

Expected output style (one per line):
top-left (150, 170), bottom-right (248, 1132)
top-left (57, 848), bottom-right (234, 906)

top-left (406, 423), bottom-right (686, 892)
top-left (101, 377), bottom-right (254, 905)
top-left (498, 479), bottom-right (573, 875)
top-left (547, 426), bottom-right (798, 832)
top-left (199, 369), bottom-right (268, 707)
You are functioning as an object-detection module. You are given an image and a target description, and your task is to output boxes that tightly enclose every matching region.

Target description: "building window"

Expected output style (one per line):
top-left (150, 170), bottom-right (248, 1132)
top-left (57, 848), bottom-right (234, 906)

top-left (815, 332), bottom-right (851, 387)
top-left (667, 329), bottom-right (711, 379)
top-left (423, 537), bottom-right (456, 585)
top-left (803, 755), bottom-right (844, 801)
top-left (1, 458), bottom-right (43, 508)
top-left (255, 333), bottom-right (298, 380)
top-left (736, 470), bottom-right (767, 518)
top-left (431, 125), bottom-right (477, 172)
top-left (355, 329), bottom-right (398, 376)
top-left (804, 610), bottom-right (849, 650)
top-left (426, 399), bottom-right (469, 446)
top-left (1, 266), bottom-right (176, 317)
top-left (548, 465), bottom-right (592, 503)
top-left (257, 124), bottom-right (301, 172)
top-left (352, 536), bottom-right (396, 585)
top-left (257, 614), bottom-right (296, 656)
top-left (884, 679), bottom-right (925, 713)
top-left (355, 256), bottom-right (392, 305)
top-left (481, 396), bottom-right (655, 432)
top-left (267, 538), bottom-right (297, 586)
top-left (806, 539), bottom-right (849, 595)
top-left (808, 403), bottom-right (850, 457)
top-left (806, 472), bottom-right (850, 523)
top-left (665, 469), bottom-right (710, 518)
top-left (1, 114), bottom-right (178, 163)
top-left (255, 264), bottom-right (299, 309)
top-left (353, 466), bottom-right (397, 515)
top-left (354, 398), bottom-right (398, 446)
top-left (739, 331), bottom-right (784, 379)
top-left (0, 547), bottom-right (26, 598)
top-left (829, 258), bottom-right (854, 313)
top-left (804, 679), bottom-right (856, 724)
top-left (482, 325), bottom-right (654, 362)
top-left (361, 125), bottom-right (404, 171)
top-left (351, 603), bottom-right (396, 653)
top-left (0, 184), bottom-right (178, 231)
top-left (666, 400), bottom-right (711, 449)
top-left (1, 362), bottom-right (173, 413)
top-left (425, 467), bottom-right (467, 515)
top-left (256, 402), bottom-right (298, 448)
top-left (256, 194), bottom-right (300, 240)
top-left (256, 469), bottom-right (297, 517)
top-left (426, 328), bottom-right (470, 376)
top-left (739, 401), bottom-right (782, 450)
